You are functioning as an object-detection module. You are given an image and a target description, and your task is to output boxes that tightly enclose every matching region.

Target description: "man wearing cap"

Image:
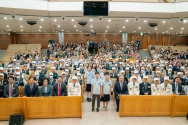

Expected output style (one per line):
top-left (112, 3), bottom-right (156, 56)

top-left (0, 73), bottom-right (8, 86)
top-left (61, 72), bottom-right (68, 85)
top-left (125, 67), bottom-right (131, 79)
top-left (110, 67), bottom-right (118, 78)
top-left (4, 76), bottom-right (19, 98)
top-left (114, 75), bottom-right (128, 112)
top-left (6, 65), bottom-right (14, 75)
top-left (173, 62), bottom-right (181, 73)
top-left (64, 64), bottom-right (71, 74)
top-left (75, 68), bottom-right (81, 76)
top-left (171, 77), bottom-right (184, 95)
top-left (0, 81), bottom-right (4, 97)
top-left (14, 72), bottom-right (27, 86)
top-left (0, 67), bottom-right (8, 80)
top-left (160, 76), bottom-right (173, 95)
top-left (118, 62), bottom-right (125, 71)
top-left (151, 78), bottom-right (162, 95)
top-left (48, 72), bottom-right (56, 86)
top-left (51, 67), bottom-right (59, 80)
top-left (128, 76), bottom-right (139, 95)
top-left (21, 65), bottom-right (30, 75)
top-left (130, 70), bottom-right (142, 84)
top-left (174, 72), bottom-right (186, 85)
top-left (114, 64), bottom-right (119, 74)
top-left (166, 69), bottom-right (173, 80)
top-left (154, 71), bottom-right (164, 84)
top-left (139, 76), bottom-right (151, 95)
top-left (41, 64), bottom-right (47, 74)
top-left (53, 76), bottom-right (67, 96)
top-left (12, 59), bottom-right (18, 69)
top-left (67, 76), bottom-right (81, 96)
top-left (30, 61), bottom-right (37, 71)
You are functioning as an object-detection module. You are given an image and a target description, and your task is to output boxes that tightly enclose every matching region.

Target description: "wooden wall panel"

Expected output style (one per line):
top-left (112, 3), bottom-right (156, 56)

top-left (164, 36), bottom-right (170, 46)
top-left (149, 35), bottom-right (155, 45)
top-left (142, 36), bottom-right (148, 49)
top-left (170, 36), bottom-right (188, 45)
top-left (158, 36), bottom-right (163, 45)
top-left (0, 34), bottom-right (11, 49)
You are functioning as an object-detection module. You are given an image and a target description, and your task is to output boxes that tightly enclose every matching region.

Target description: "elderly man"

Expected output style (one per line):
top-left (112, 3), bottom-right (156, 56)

top-left (128, 75), bottom-right (139, 95)
top-left (0, 67), bottom-right (8, 80)
top-left (0, 73), bottom-right (8, 86)
top-left (151, 78), bottom-right (161, 95)
top-left (154, 71), bottom-right (164, 84)
top-left (130, 70), bottom-right (142, 84)
top-left (171, 77), bottom-right (184, 95)
top-left (67, 76), bottom-right (81, 96)
top-left (51, 67), bottom-right (58, 80)
top-left (14, 72), bottom-right (27, 86)
top-left (114, 75), bottom-right (128, 112)
top-left (110, 67), bottom-right (118, 78)
top-left (116, 71), bottom-right (128, 84)
top-left (139, 76), bottom-right (151, 95)
top-left (160, 76), bottom-right (173, 95)
top-left (53, 76), bottom-right (67, 96)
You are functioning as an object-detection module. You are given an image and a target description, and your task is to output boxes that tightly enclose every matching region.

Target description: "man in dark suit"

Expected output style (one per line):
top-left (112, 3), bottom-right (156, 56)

top-left (139, 76), bottom-right (151, 95)
top-left (171, 77), bottom-right (184, 95)
top-left (0, 73), bottom-right (8, 86)
top-left (136, 38), bottom-right (140, 49)
top-left (151, 45), bottom-right (155, 50)
top-left (114, 75), bottom-right (128, 112)
top-left (173, 62), bottom-right (181, 73)
top-left (53, 76), bottom-right (67, 96)
top-left (0, 67), bottom-right (8, 80)
top-left (4, 76), bottom-right (19, 98)
top-left (24, 77), bottom-right (38, 97)
top-left (0, 84), bottom-right (4, 98)
top-left (110, 67), bottom-right (118, 78)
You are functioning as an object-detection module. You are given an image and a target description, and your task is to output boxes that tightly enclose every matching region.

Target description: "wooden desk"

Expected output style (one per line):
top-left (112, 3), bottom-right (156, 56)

top-left (119, 95), bottom-right (174, 117)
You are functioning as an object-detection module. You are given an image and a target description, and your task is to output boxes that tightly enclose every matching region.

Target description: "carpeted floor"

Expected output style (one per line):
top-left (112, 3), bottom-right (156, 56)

top-left (0, 50), bottom-right (6, 60)
top-left (139, 50), bottom-right (152, 60)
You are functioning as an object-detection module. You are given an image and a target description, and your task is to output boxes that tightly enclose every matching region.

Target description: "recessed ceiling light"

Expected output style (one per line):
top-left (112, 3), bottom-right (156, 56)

top-left (148, 31), bottom-right (150, 33)
top-left (90, 19), bottom-right (92, 22)
top-left (14, 31), bottom-right (16, 32)
top-left (119, 30), bottom-right (122, 32)
top-left (21, 29), bottom-right (23, 31)
top-left (162, 32), bottom-right (164, 34)
top-left (138, 27), bottom-right (141, 29)
top-left (155, 28), bottom-right (157, 30)
top-left (106, 30), bottom-right (107, 32)
top-left (54, 19), bottom-right (57, 22)
top-left (170, 27), bottom-right (173, 29)
top-left (19, 18), bottom-right (22, 20)
top-left (6, 25), bottom-right (9, 27)
top-left (182, 27), bottom-right (184, 30)
top-left (53, 31), bottom-right (54, 32)
top-left (74, 25), bottom-right (76, 27)
top-left (169, 33), bottom-right (170, 34)
top-left (27, 31), bottom-right (28, 32)
top-left (126, 20), bottom-right (129, 22)
top-left (134, 31), bottom-right (136, 32)
top-left (180, 31), bottom-right (182, 34)
top-left (62, 30), bottom-right (64, 31)
top-left (41, 19), bottom-right (43, 21)
top-left (123, 26), bottom-right (125, 29)
top-left (166, 31), bottom-right (168, 33)
top-left (20, 26), bottom-right (23, 28)
top-left (108, 19), bottom-right (111, 22)
top-left (163, 21), bottom-right (165, 23)
top-left (90, 26), bottom-right (93, 28)
top-left (107, 26), bottom-right (109, 28)
top-left (8, 29), bottom-right (10, 31)
top-left (183, 20), bottom-right (187, 23)
top-left (56, 31), bottom-right (57, 32)
top-left (144, 20), bottom-right (147, 22)
top-left (4, 17), bottom-right (7, 19)
top-left (76, 30), bottom-right (78, 31)
top-left (44, 31), bottom-right (46, 32)
top-left (39, 26), bottom-right (42, 28)
top-left (72, 19), bottom-right (74, 22)
top-left (58, 25), bottom-right (60, 27)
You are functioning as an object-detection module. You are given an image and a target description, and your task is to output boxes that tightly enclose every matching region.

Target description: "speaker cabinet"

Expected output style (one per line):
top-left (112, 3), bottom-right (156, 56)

top-left (9, 114), bottom-right (24, 125)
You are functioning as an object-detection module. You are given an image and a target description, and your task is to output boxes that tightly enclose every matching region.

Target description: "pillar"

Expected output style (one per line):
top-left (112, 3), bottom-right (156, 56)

top-left (122, 32), bottom-right (128, 44)
top-left (58, 31), bottom-right (64, 44)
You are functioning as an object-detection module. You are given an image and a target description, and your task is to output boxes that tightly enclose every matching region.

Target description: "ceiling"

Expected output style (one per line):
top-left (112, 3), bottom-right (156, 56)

top-left (0, 8), bottom-right (188, 35)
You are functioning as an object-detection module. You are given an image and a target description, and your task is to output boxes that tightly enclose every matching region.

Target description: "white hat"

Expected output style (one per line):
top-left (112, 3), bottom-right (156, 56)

top-left (114, 64), bottom-right (118, 66)
top-left (141, 67), bottom-right (145, 69)
top-left (160, 64), bottom-right (164, 67)
top-left (32, 61), bottom-right (36, 64)
top-left (35, 72), bottom-right (39, 75)
top-left (13, 59), bottom-right (16, 61)
top-left (77, 73), bottom-right (81, 76)
top-left (0, 73), bottom-right (4, 76)
top-left (144, 59), bottom-right (147, 61)
top-left (51, 67), bottom-right (55, 70)
top-left (168, 68), bottom-right (172, 71)
top-left (126, 59), bottom-right (129, 61)
top-left (112, 67), bottom-right (115, 70)
top-left (8, 65), bottom-right (12, 67)
top-left (120, 62), bottom-right (123, 64)
top-left (169, 65), bottom-right (172, 67)
top-left (177, 72), bottom-right (182, 75)
top-left (120, 70), bottom-right (125, 73)
top-left (72, 75), bottom-right (77, 79)
top-left (42, 61), bottom-right (46, 63)
top-left (77, 68), bottom-right (80, 71)
top-left (49, 72), bottom-right (53, 75)
top-left (126, 67), bottom-right (129, 70)
top-left (130, 61), bottom-right (133, 63)
top-left (80, 64), bottom-right (83, 66)
top-left (42, 64), bottom-right (45, 67)
top-left (156, 67), bottom-right (160, 69)
top-left (185, 72), bottom-right (188, 74)
top-left (154, 78), bottom-right (159, 81)
top-left (53, 60), bottom-right (56, 63)
top-left (15, 67), bottom-right (20, 70)
top-left (132, 76), bottom-right (137, 79)
top-left (180, 66), bottom-right (184, 69)
top-left (147, 65), bottom-right (151, 67)
top-left (116, 58), bottom-right (118, 60)
top-left (62, 72), bottom-right (66, 74)
top-left (156, 71), bottom-right (161, 73)
top-left (65, 64), bottom-right (69, 67)
top-left (37, 67), bottom-right (41, 69)
top-left (0, 67), bottom-right (4, 70)
top-left (15, 72), bottom-right (20, 75)
top-left (143, 76), bottom-right (148, 79)
top-left (75, 62), bottom-right (78, 65)
top-left (164, 76), bottom-right (169, 80)
top-left (165, 62), bottom-right (168, 64)
top-left (136, 65), bottom-right (139, 67)
top-left (27, 58), bottom-right (30, 60)
top-left (65, 69), bottom-right (69, 72)
top-left (134, 70), bottom-right (139, 74)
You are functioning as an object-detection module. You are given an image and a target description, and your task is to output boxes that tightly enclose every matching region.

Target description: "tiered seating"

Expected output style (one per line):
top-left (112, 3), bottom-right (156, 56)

top-left (2, 44), bottom-right (41, 63)
top-left (148, 45), bottom-right (188, 53)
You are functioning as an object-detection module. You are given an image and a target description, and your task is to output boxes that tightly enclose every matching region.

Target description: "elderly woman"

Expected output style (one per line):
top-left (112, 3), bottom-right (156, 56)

top-left (40, 78), bottom-right (53, 97)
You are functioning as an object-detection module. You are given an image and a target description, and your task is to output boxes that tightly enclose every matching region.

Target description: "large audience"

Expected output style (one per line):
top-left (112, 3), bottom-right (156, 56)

top-left (0, 40), bottom-right (188, 112)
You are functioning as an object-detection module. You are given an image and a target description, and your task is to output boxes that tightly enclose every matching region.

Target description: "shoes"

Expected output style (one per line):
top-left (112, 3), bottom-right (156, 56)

top-left (92, 107), bottom-right (94, 112)
top-left (116, 109), bottom-right (119, 112)
top-left (87, 98), bottom-right (89, 102)
top-left (105, 107), bottom-right (108, 111)
top-left (96, 108), bottom-right (99, 112)
top-left (89, 98), bottom-right (92, 102)
top-left (103, 107), bottom-right (106, 111)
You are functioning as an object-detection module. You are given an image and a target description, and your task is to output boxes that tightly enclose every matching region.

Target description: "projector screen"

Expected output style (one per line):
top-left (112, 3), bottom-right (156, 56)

top-left (84, 1), bottom-right (108, 16)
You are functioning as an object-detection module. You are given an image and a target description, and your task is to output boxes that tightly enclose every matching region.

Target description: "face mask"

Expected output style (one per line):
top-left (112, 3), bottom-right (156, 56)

top-left (141, 70), bottom-right (145, 73)
top-left (38, 70), bottom-right (41, 72)
top-left (168, 72), bottom-right (171, 74)
top-left (49, 76), bottom-right (53, 78)
top-left (77, 76), bottom-right (80, 80)
top-left (35, 76), bottom-right (39, 79)
top-left (77, 71), bottom-right (80, 73)
top-left (9, 68), bottom-right (12, 70)
top-left (16, 76), bottom-right (20, 79)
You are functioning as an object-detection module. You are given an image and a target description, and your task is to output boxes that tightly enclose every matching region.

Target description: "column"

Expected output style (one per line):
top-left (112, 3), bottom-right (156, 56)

top-left (122, 32), bottom-right (128, 44)
top-left (58, 31), bottom-right (64, 44)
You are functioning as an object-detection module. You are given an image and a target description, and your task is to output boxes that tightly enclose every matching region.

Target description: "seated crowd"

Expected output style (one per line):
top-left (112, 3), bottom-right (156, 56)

top-left (0, 42), bottom-right (188, 112)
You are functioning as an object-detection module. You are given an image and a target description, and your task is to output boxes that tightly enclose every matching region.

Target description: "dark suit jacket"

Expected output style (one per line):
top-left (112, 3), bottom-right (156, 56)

top-left (110, 72), bottom-right (118, 78)
top-left (0, 79), bottom-right (8, 86)
top-left (40, 85), bottom-right (53, 96)
top-left (53, 83), bottom-right (67, 96)
top-left (0, 85), bottom-right (4, 97)
top-left (171, 82), bottom-right (184, 95)
top-left (4, 84), bottom-right (19, 98)
top-left (116, 76), bottom-right (128, 84)
top-left (24, 84), bottom-right (38, 97)
top-left (139, 82), bottom-right (151, 95)
top-left (114, 82), bottom-right (128, 100)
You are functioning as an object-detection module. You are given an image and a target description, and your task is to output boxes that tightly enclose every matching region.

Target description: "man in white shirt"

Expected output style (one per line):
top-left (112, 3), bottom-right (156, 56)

top-left (128, 75), bottom-right (139, 95)
top-left (151, 78), bottom-right (161, 95)
top-left (160, 76), bottom-right (173, 95)
top-left (130, 70), bottom-right (142, 84)
top-left (67, 76), bottom-right (81, 96)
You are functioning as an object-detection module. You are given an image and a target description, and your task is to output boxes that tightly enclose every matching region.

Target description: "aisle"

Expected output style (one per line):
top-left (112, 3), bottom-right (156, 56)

top-left (139, 50), bottom-right (152, 59)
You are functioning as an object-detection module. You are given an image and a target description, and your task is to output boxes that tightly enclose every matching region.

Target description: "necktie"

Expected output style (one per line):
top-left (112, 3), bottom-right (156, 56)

top-left (58, 84), bottom-right (61, 96)
top-left (120, 83), bottom-right (123, 90)
top-left (10, 85), bottom-right (12, 97)
top-left (145, 83), bottom-right (147, 90)
top-left (176, 84), bottom-right (178, 93)
top-left (165, 84), bottom-right (167, 90)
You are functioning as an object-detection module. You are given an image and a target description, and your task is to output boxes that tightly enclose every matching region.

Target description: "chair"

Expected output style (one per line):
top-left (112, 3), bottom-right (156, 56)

top-left (110, 78), bottom-right (117, 101)
top-left (148, 79), bottom-right (153, 84)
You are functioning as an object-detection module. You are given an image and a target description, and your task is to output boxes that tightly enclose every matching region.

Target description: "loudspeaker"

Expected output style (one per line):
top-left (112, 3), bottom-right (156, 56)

top-left (186, 113), bottom-right (188, 120)
top-left (9, 114), bottom-right (24, 125)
